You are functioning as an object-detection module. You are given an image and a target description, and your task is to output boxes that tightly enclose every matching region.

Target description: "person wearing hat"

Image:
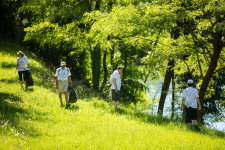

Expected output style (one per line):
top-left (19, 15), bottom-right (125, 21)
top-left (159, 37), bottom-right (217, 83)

top-left (16, 51), bottom-right (29, 89)
top-left (55, 61), bottom-right (72, 108)
top-left (182, 79), bottom-right (201, 126)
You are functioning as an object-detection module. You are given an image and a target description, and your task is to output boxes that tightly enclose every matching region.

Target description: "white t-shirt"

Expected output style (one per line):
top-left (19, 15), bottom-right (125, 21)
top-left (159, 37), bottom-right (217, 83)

top-left (55, 67), bottom-right (71, 81)
top-left (182, 87), bottom-right (199, 108)
top-left (17, 56), bottom-right (29, 71)
top-left (110, 70), bottom-right (121, 90)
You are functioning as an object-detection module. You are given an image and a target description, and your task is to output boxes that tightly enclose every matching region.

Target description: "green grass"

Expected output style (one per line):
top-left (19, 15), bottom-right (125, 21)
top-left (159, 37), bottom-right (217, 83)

top-left (0, 40), bottom-right (225, 150)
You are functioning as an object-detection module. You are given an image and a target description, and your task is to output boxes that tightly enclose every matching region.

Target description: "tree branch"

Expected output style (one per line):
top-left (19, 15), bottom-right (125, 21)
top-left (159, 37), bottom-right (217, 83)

top-left (196, 52), bottom-right (204, 79)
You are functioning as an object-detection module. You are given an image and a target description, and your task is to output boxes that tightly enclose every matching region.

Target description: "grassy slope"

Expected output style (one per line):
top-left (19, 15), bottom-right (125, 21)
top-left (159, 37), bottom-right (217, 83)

top-left (0, 41), bottom-right (224, 150)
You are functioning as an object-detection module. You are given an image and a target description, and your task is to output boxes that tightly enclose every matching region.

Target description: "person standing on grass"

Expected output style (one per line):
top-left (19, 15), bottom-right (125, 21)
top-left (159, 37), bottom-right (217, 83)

top-left (110, 66), bottom-right (123, 109)
top-left (181, 79), bottom-right (201, 128)
top-left (16, 51), bottom-right (29, 90)
top-left (55, 61), bottom-right (72, 108)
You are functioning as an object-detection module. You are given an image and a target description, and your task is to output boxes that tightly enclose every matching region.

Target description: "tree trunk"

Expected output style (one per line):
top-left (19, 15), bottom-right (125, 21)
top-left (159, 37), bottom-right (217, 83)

top-left (100, 51), bottom-right (108, 92)
top-left (108, 0), bottom-right (114, 12)
top-left (198, 32), bottom-right (223, 122)
top-left (158, 60), bottom-right (175, 116)
top-left (91, 45), bottom-right (101, 93)
top-left (122, 50), bottom-right (127, 82)
top-left (171, 68), bottom-right (175, 119)
top-left (95, 0), bottom-right (101, 10)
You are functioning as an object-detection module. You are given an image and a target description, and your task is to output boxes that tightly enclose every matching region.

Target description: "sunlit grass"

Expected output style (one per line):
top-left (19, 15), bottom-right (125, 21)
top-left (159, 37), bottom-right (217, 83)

top-left (0, 41), bottom-right (225, 150)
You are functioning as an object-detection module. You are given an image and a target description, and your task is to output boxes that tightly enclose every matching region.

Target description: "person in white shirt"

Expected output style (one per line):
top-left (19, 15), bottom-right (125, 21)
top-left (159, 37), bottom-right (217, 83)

top-left (16, 51), bottom-right (29, 89)
top-left (182, 79), bottom-right (201, 125)
top-left (110, 66), bottom-right (123, 109)
top-left (55, 61), bottom-right (72, 108)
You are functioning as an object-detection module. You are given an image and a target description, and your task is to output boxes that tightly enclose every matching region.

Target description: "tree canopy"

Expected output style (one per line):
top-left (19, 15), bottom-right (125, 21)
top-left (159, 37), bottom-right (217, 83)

top-left (1, 0), bottom-right (225, 123)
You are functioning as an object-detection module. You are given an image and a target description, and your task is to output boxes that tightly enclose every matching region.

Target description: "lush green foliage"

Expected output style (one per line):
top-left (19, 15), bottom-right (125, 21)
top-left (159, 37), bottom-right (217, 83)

top-left (0, 41), bottom-right (225, 149)
top-left (1, 0), bottom-right (225, 120)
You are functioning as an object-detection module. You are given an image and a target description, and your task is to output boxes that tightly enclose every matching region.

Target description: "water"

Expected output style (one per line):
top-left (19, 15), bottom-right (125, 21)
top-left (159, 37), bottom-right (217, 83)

top-left (147, 80), bottom-right (225, 132)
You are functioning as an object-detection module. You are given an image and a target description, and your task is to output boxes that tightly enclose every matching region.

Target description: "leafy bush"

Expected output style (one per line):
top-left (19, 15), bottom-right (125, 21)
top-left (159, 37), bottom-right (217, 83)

top-left (120, 78), bottom-right (148, 105)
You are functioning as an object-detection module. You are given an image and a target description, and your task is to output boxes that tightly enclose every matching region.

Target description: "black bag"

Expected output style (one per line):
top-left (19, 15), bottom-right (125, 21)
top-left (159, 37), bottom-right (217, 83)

top-left (26, 70), bottom-right (34, 87)
top-left (68, 86), bottom-right (78, 103)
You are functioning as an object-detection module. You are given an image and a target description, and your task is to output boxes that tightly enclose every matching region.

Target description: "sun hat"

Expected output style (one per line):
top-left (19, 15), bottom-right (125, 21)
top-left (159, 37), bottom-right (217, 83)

top-left (60, 61), bottom-right (66, 66)
top-left (187, 79), bottom-right (194, 84)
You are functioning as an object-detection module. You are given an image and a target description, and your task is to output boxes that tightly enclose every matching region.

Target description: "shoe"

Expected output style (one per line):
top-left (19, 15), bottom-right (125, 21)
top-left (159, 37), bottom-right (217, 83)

top-left (65, 104), bottom-right (71, 109)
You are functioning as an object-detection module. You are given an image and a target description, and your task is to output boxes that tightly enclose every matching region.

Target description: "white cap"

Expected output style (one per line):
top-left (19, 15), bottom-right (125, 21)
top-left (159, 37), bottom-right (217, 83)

top-left (60, 61), bottom-right (66, 66)
top-left (187, 79), bottom-right (194, 84)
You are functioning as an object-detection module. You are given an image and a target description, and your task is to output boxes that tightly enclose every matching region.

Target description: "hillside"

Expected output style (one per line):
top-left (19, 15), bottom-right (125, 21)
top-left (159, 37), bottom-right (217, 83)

top-left (0, 41), bottom-right (225, 150)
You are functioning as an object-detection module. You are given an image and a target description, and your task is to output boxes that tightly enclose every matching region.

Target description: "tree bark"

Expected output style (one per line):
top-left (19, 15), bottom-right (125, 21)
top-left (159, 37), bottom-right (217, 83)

top-left (171, 68), bottom-right (175, 119)
top-left (95, 0), bottom-right (101, 10)
top-left (158, 60), bottom-right (175, 116)
top-left (108, 0), bottom-right (114, 12)
top-left (100, 51), bottom-right (108, 92)
top-left (198, 32), bottom-right (223, 122)
top-left (91, 45), bottom-right (101, 93)
top-left (110, 49), bottom-right (114, 72)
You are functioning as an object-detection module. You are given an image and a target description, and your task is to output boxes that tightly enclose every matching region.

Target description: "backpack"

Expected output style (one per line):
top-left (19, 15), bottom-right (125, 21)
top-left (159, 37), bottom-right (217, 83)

top-left (58, 67), bottom-right (70, 75)
top-left (26, 70), bottom-right (34, 87)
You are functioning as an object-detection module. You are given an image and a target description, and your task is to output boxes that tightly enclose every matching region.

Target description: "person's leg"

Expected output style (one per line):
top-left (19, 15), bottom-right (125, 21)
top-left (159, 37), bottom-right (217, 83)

top-left (190, 108), bottom-right (200, 131)
top-left (189, 108), bottom-right (197, 124)
top-left (186, 108), bottom-right (200, 131)
top-left (113, 90), bottom-right (120, 109)
top-left (18, 71), bottom-right (24, 88)
top-left (112, 90), bottom-right (117, 109)
top-left (114, 101), bottom-right (119, 109)
top-left (64, 92), bottom-right (69, 104)
top-left (58, 81), bottom-right (64, 106)
top-left (185, 107), bottom-right (193, 128)
top-left (63, 81), bottom-right (70, 108)
top-left (59, 93), bottom-right (63, 106)
top-left (23, 71), bottom-right (29, 90)
top-left (64, 92), bottom-right (71, 108)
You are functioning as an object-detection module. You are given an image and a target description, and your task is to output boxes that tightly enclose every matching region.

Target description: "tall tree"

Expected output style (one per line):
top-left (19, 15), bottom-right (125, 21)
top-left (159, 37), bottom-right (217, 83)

top-left (158, 60), bottom-right (175, 116)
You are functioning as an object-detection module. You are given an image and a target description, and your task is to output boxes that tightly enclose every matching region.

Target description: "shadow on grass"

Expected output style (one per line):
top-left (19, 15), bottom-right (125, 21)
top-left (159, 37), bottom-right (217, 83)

top-left (0, 78), bottom-right (18, 84)
top-left (0, 62), bottom-right (15, 69)
top-left (66, 105), bottom-right (79, 111)
top-left (25, 87), bottom-right (34, 92)
top-left (0, 40), bottom-right (22, 55)
top-left (0, 92), bottom-right (51, 137)
top-left (0, 92), bottom-right (22, 102)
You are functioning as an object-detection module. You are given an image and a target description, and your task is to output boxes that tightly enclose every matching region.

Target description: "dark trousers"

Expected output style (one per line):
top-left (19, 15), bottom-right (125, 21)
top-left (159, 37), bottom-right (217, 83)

top-left (18, 70), bottom-right (29, 82)
top-left (185, 107), bottom-right (197, 123)
top-left (112, 90), bottom-right (120, 101)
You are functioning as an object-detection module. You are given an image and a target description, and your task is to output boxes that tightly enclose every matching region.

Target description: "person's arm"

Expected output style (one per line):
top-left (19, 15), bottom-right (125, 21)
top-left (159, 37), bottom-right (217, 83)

top-left (181, 97), bottom-right (185, 108)
top-left (15, 58), bottom-right (19, 72)
top-left (196, 90), bottom-right (201, 110)
top-left (67, 68), bottom-right (72, 85)
top-left (181, 90), bottom-right (186, 108)
top-left (16, 63), bottom-right (18, 70)
top-left (55, 69), bottom-right (58, 89)
top-left (68, 76), bottom-right (72, 85)
top-left (196, 97), bottom-right (201, 110)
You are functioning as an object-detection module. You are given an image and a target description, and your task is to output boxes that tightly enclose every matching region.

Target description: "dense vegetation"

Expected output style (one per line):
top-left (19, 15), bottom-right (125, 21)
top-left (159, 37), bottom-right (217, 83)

top-left (0, 0), bottom-right (225, 132)
top-left (0, 41), bottom-right (225, 149)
